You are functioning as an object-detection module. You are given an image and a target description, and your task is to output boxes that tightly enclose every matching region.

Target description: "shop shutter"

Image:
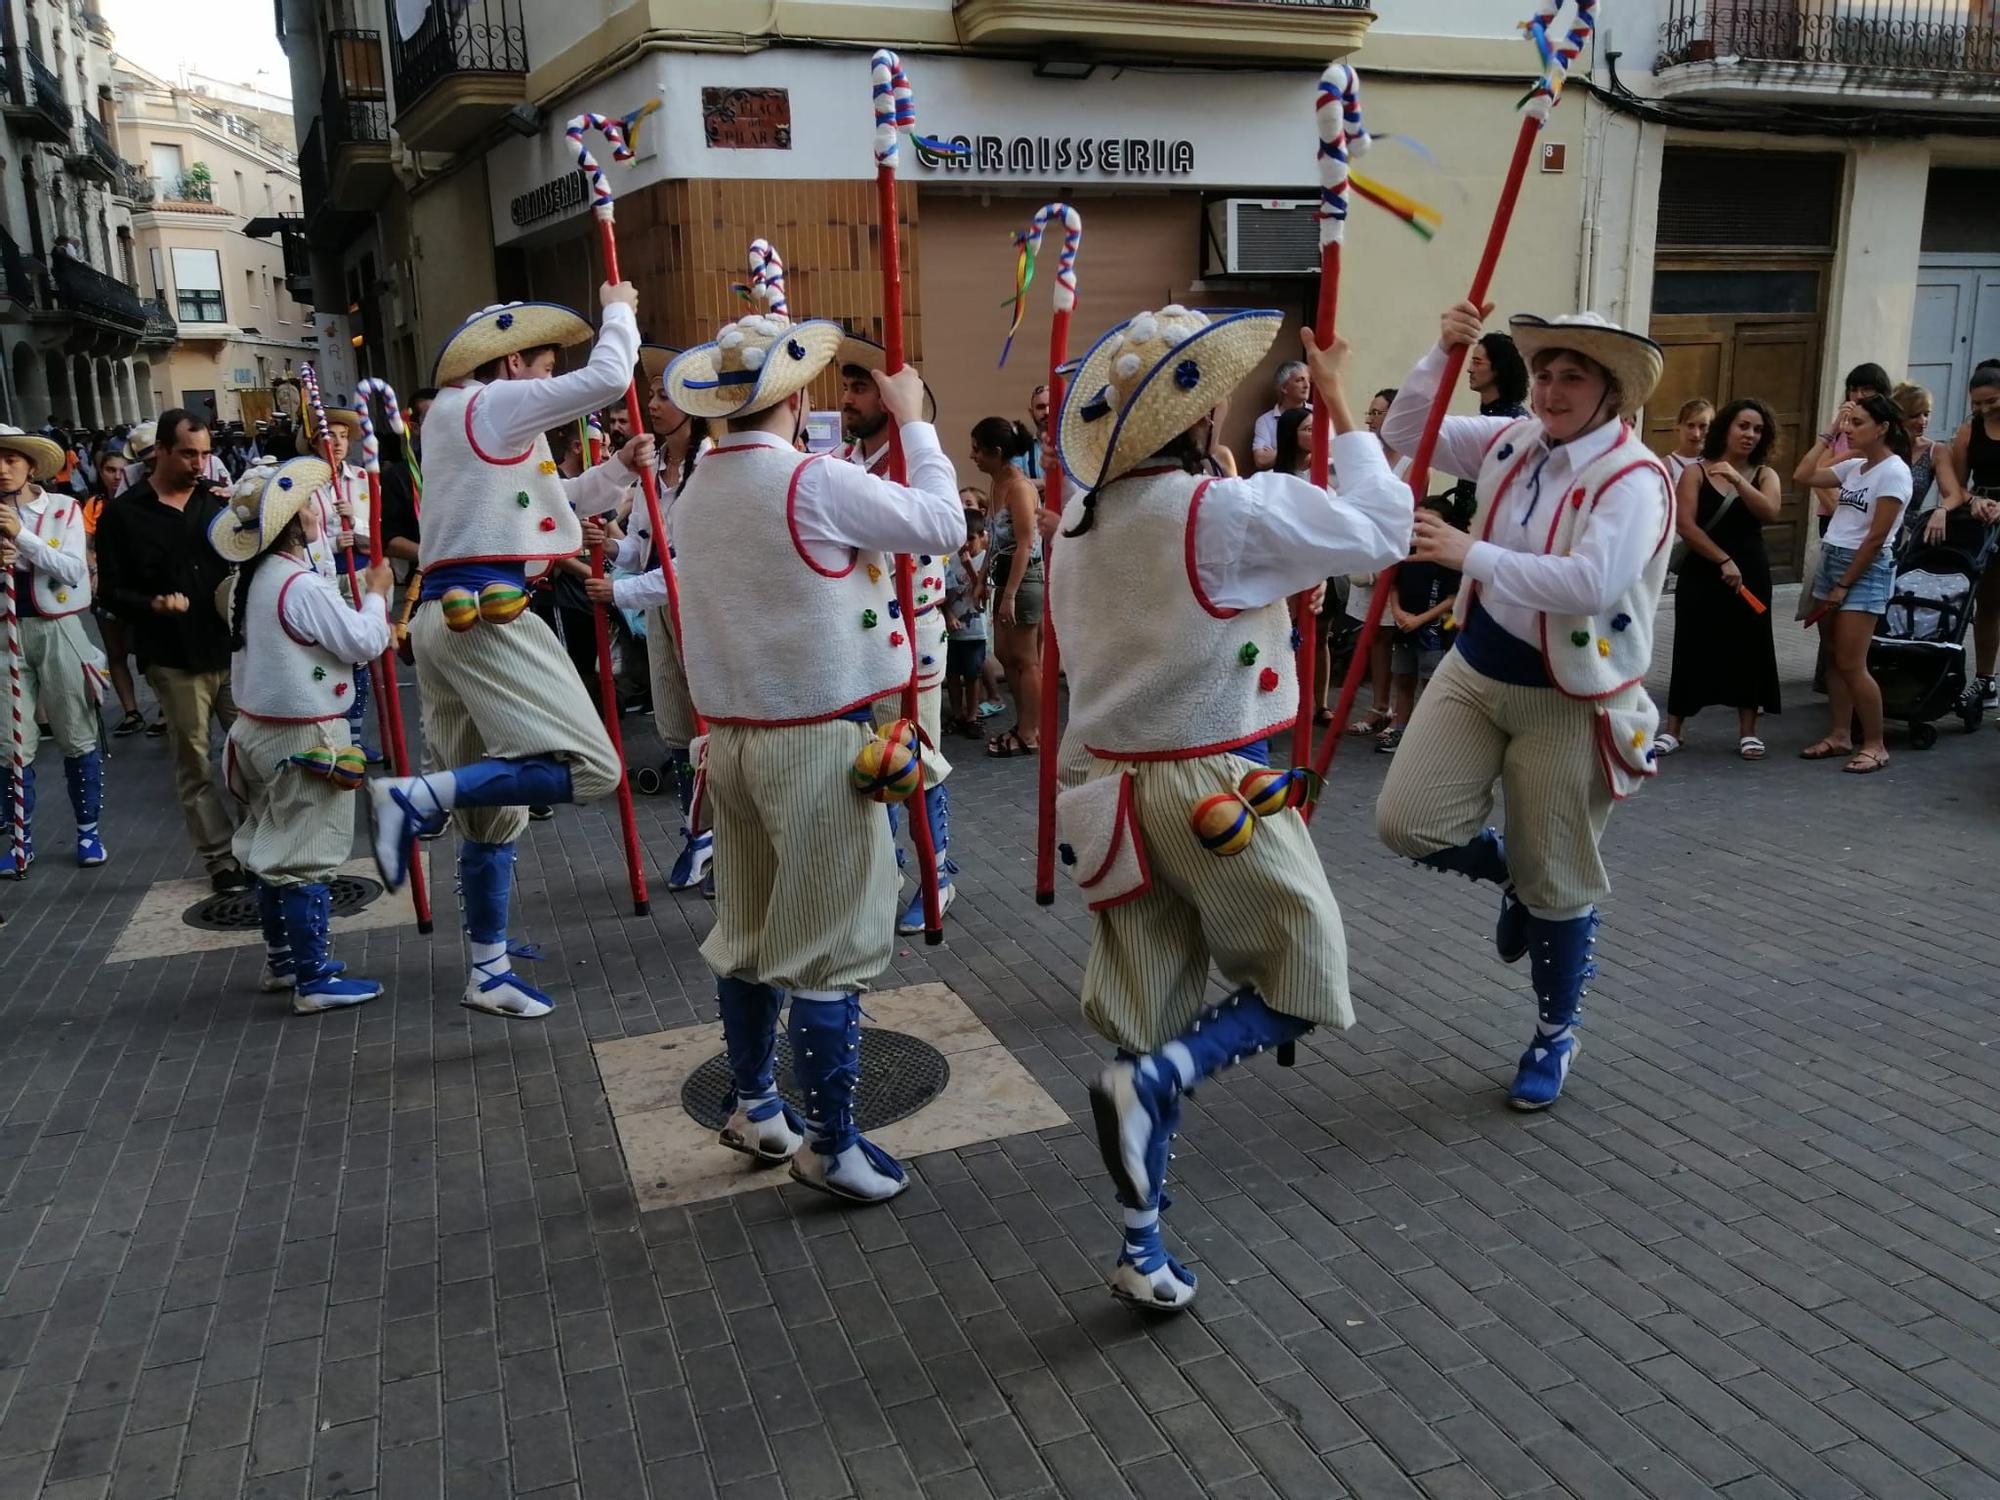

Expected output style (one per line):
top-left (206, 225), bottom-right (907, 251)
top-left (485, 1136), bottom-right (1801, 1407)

top-left (1657, 147), bottom-right (1841, 251)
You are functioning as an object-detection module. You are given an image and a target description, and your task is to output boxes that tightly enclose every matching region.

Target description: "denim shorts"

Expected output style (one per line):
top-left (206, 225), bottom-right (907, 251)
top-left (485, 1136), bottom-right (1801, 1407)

top-left (1815, 544), bottom-right (1894, 614)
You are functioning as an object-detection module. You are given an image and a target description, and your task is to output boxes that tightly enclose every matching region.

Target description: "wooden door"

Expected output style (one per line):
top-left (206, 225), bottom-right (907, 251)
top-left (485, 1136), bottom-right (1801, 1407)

top-left (1647, 311), bottom-right (1821, 580)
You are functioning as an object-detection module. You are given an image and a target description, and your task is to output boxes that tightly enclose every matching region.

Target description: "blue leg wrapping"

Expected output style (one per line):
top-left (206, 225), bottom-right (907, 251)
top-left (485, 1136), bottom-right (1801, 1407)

top-left (1413, 827), bottom-right (1509, 886)
top-left (788, 993), bottom-right (900, 1189)
top-left (450, 757), bottom-right (574, 809)
top-left (459, 840), bottom-right (517, 945)
top-left (717, 977), bottom-right (784, 1103)
top-left (348, 669), bottom-right (379, 760)
top-left (1508, 909), bottom-right (1599, 1110)
top-left (64, 750), bottom-right (102, 824)
top-left (257, 879), bottom-right (288, 963)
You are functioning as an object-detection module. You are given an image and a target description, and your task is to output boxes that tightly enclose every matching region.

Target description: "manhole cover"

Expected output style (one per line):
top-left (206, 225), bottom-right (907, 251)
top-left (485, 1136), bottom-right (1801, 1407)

top-left (183, 874), bottom-right (385, 932)
top-left (680, 1028), bottom-right (949, 1132)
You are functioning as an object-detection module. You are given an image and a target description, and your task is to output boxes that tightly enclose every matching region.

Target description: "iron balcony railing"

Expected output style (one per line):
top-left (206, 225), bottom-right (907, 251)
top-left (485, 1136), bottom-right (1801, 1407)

top-left (1661, 1), bottom-right (2000, 79)
top-left (141, 293), bottom-right (177, 345)
top-left (51, 252), bottom-right (147, 335)
top-left (0, 224), bottom-right (36, 308)
top-left (116, 158), bottom-right (148, 202)
top-left (15, 46), bottom-right (74, 134)
top-left (151, 172), bottom-right (215, 205)
top-left (322, 28), bottom-right (389, 156)
top-left (70, 113), bottom-right (121, 181)
top-left (390, 0), bottom-right (528, 116)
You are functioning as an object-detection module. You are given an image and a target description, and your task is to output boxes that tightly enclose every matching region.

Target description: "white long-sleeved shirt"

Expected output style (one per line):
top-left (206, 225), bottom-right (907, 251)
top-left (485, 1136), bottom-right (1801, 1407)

top-left (468, 302), bottom-right (639, 457)
top-left (614, 425), bottom-right (961, 608)
top-left (281, 567), bottom-right (393, 666)
top-left (1193, 431), bottom-right (1413, 609)
top-left (13, 489), bottom-right (90, 590)
top-left (1384, 343), bottom-right (1664, 642)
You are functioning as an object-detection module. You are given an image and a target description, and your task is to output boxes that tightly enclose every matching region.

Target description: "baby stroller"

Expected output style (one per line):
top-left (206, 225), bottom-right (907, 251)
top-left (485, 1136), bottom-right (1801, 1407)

top-left (1868, 513), bottom-right (1997, 748)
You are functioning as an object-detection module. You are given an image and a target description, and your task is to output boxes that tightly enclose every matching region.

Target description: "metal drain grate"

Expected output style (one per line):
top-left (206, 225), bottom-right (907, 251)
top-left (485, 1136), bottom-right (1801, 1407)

top-left (183, 874), bottom-right (385, 932)
top-left (680, 1028), bottom-right (950, 1132)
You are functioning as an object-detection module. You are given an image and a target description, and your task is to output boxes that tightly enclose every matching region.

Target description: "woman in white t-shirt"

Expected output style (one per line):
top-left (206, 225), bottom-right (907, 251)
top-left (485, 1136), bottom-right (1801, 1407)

top-left (1793, 393), bottom-right (1914, 774)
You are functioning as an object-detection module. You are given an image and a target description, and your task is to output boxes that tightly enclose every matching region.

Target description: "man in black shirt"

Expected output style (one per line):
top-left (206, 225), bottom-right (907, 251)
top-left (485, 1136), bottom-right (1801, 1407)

top-left (94, 409), bottom-right (250, 891)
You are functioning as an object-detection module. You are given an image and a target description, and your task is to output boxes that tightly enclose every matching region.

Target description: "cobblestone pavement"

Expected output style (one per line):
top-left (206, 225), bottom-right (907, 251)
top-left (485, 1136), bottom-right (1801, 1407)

top-left (8, 596), bottom-right (2000, 1499)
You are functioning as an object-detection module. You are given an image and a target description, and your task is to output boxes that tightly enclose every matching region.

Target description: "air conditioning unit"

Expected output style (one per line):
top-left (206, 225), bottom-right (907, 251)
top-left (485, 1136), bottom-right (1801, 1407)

top-left (1204, 198), bottom-right (1319, 277)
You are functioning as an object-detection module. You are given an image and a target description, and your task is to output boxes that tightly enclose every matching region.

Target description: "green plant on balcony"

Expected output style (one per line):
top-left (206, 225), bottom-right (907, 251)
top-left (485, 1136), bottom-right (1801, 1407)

top-left (184, 161), bottom-right (213, 195)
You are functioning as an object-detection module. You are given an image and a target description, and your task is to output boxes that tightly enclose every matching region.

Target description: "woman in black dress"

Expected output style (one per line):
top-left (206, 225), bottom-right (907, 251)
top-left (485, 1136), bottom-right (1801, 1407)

top-left (1660, 398), bottom-right (1783, 759)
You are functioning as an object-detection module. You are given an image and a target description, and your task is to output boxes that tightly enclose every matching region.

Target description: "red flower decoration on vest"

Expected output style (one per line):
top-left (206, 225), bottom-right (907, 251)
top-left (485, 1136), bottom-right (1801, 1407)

top-left (1257, 667), bottom-right (1279, 692)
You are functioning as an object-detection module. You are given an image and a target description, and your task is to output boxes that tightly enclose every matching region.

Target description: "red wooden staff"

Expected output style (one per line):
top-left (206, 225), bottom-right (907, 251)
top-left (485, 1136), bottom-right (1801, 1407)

top-left (1000, 203), bottom-right (1082, 906)
top-left (1305, 1), bottom-right (1596, 817)
top-left (1295, 63), bottom-right (1367, 766)
top-left (566, 110), bottom-right (690, 917)
top-left (867, 48), bottom-right (945, 945)
top-left (350, 378), bottom-right (433, 933)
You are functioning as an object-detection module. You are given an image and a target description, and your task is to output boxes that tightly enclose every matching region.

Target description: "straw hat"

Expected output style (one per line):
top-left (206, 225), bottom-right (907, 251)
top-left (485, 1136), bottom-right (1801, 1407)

top-left (1057, 306), bottom-right (1281, 491)
top-left (124, 420), bottom-right (157, 462)
top-left (206, 455), bottom-right (333, 564)
top-left (433, 301), bottom-right (593, 386)
top-left (834, 331), bottom-right (938, 423)
top-left (0, 424), bottom-right (65, 483)
top-left (297, 406), bottom-right (363, 456)
top-left (665, 312), bottom-right (845, 421)
top-left (637, 343), bottom-right (681, 397)
top-left (1508, 313), bottom-right (1664, 420)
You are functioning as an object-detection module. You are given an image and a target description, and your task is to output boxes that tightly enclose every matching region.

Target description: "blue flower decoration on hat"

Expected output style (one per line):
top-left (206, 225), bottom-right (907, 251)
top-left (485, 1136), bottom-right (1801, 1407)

top-left (787, 338), bottom-right (806, 360)
top-left (277, 477), bottom-right (293, 490)
top-left (497, 312), bottom-right (515, 330)
top-left (1174, 358), bottom-right (1201, 391)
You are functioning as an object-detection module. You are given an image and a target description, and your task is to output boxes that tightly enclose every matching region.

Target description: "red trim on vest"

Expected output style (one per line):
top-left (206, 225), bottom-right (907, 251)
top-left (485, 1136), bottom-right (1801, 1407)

top-left (1533, 432), bottom-right (1667, 702)
top-left (1085, 715), bottom-right (1295, 763)
top-left (238, 708), bottom-right (346, 725)
top-left (1480, 418), bottom-right (1531, 461)
top-left (697, 685), bottom-right (901, 728)
top-left (1183, 478), bottom-right (1237, 619)
top-left (1080, 773), bottom-right (1153, 913)
top-left (423, 550), bottom-right (572, 569)
top-left (786, 453), bottom-right (856, 578)
top-left (275, 569), bottom-right (319, 648)
top-left (463, 389), bottom-right (533, 467)
top-left (1461, 427), bottom-right (1541, 615)
top-left (1592, 709), bottom-right (1654, 803)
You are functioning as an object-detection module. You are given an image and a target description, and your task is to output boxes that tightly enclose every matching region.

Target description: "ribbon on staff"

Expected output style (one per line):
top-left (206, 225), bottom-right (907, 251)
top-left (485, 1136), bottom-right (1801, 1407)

top-left (1519, 0), bottom-right (1597, 115)
top-left (999, 202), bottom-right (1080, 368)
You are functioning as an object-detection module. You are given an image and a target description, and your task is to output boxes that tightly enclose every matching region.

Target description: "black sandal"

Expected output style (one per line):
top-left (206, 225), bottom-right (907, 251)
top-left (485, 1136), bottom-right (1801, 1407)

top-left (986, 730), bottom-right (1039, 758)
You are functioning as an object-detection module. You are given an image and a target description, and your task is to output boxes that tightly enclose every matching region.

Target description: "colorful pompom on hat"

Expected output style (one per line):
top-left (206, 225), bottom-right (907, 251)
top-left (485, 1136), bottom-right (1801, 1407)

top-left (207, 455), bottom-right (333, 565)
top-left (1058, 306), bottom-right (1282, 491)
top-left (433, 301), bottom-right (593, 386)
top-left (666, 314), bottom-right (845, 421)
top-left (0, 424), bottom-right (65, 482)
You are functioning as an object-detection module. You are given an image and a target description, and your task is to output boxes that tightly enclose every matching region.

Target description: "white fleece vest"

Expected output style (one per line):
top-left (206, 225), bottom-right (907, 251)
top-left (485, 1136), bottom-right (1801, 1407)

top-left (15, 487), bottom-right (89, 616)
top-left (1466, 419), bottom-right (1672, 700)
top-left (303, 463), bottom-right (371, 581)
top-left (418, 383), bottom-right (578, 570)
top-left (673, 444), bottom-right (909, 725)
top-left (231, 557), bottom-right (358, 723)
top-left (1051, 468), bottom-right (1297, 760)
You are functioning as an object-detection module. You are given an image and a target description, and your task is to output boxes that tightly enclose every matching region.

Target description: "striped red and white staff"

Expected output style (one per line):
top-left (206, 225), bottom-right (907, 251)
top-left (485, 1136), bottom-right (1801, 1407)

top-left (864, 47), bottom-right (947, 945)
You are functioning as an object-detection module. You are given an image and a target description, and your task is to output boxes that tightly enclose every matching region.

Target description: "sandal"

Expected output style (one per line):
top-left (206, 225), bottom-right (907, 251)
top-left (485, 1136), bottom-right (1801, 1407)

top-left (1374, 726), bottom-right (1404, 754)
top-left (1314, 709), bottom-right (1334, 726)
top-left (1843, 749), bottom-right (1890, 775)
top-left (986, 730), bottom-right (1038, 758)
top-left (1799, 739), bottom-right (1851, 760)
top-left (1653, 733), bottom-right (1681, 756)
top-left (1348, 710), bottom-right (1391, 738)
top-left (111, 710), bottom-right (146, 738)
top-left (1738, 736), bottom-right (1766, 761)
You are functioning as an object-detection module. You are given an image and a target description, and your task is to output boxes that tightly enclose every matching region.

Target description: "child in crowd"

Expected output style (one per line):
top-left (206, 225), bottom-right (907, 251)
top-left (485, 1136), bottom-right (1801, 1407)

top-left (944, 509), bottom-right (990, 734)
top-left (1377, 497), bottom-right (1460, 754)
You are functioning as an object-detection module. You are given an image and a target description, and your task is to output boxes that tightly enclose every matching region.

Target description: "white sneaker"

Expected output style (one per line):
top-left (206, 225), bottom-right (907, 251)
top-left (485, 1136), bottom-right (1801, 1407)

top-left (1110, 1256), bottom-right (1198, 1313)
top-left (462, 968), bottom-right (554, 1019)
top-left (719, 1103), bottom-right (802, 1164)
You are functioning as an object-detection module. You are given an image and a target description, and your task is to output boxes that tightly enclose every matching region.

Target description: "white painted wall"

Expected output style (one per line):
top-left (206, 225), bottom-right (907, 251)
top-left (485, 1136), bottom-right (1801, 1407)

top-left (1825, 138), bottom-right (1933, 411)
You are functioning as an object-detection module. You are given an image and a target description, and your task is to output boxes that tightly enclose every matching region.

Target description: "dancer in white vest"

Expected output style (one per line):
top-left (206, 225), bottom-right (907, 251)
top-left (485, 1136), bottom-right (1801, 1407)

top-left (665, 298), bottom-right (963, 1203)
top-left (590, 343), bottom-right (713, 893)
top-left (210, 456), bottom-right (394, 1012)
top-left (1376, 302), bottom-right (1671, 1111)
top-left (365, 286), bottom-right (652, 1018)
top-left (0, 426), bottom-right (109, 871)
top-left (1050, 309), bottom-right (1412, 1311)
top-left (836, 332), bottom-right (955, 933)
top-left (296, 408), bottom-right (378, 761)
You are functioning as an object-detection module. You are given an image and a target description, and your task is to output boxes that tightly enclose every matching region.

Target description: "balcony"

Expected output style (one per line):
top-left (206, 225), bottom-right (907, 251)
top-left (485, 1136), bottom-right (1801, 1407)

top-left (51, 253), bottom-right (148, 341)
top-left (140, 294), bottom-right (177, 348)
top-left (67, 115), bottom-right (121, 185)
top-left (3, 46), bottom-right (74, 143)
top-left (952, 0), bottom-right (1372, 63)
top-left (389, 0), bottom-right (528, 154)
top-left (0, 226), bottom-right (36, 310)
top-left (299, 119), bottom-right (366, 252)
top-left (243, 212), bottom-right (315, 306)
top-left (145, 172), bottom-right (221, 210)
top-left (114, 158), bottom-right (147, 203)
top-left (1657, 2), bottom-right (2000, 110)
top-left (323, 29), bottom-right (392, 207)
